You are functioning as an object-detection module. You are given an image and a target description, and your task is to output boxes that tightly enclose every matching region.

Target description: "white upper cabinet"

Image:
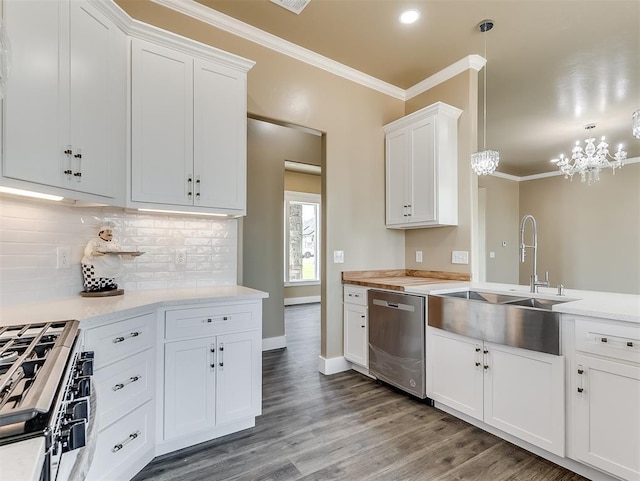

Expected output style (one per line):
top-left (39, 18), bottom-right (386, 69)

top-left (130, 37), bottom-right (252, 214)
top-left (2, 0), bottom-right (127, 201)
top-left (384, 102), bottom-right (462, 229)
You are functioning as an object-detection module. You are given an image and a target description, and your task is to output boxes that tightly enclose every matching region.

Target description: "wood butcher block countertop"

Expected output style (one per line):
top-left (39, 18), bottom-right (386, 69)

top-left (342, 269), bottom-right (470, 291)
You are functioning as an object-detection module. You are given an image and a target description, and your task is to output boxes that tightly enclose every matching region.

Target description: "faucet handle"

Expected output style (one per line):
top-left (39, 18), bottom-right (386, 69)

top-left (544, 271), bottom-right (550, 285)
top-left (557, 284), bottom-right (565, 296)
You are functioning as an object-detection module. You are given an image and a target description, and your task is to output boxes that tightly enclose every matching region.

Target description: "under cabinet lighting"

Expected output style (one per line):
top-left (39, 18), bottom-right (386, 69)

top-left (0, 186), bottom-right (64, 201)
top-left (137, 208), bottom-right (234, 217)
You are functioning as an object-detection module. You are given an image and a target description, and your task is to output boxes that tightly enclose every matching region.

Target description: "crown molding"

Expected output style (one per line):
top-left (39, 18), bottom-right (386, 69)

top-left (491, 156), bottom-right (640, 182)
top-left (151, 0), bottom-right (405, 100)
top-left (405, 55), bottom-right (486, 101)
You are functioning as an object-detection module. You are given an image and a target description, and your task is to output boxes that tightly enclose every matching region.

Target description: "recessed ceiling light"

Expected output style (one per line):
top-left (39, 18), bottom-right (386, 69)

top-left (400, 10), bottom-right (420, 24)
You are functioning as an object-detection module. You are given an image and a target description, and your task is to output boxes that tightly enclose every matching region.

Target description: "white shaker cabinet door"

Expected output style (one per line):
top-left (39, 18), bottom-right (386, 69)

top-left (3, 0), bottom-right (65, 187)
top-left (426, 327), bottom-right (484, 421)
top-left (484, 342), bottom-right (565, 457)
top-left (215, 331), bottom-right (261, 424)
top-left (407, 118), bottom-right (436, 224)
top-left (164, 337), bottom-right (216, 440)
top-left (68, 1), bottom-right (126, 197)
top-left (131, 38), bottom-right (194, 206)
top-left (193, 59), bottom-right (246, 212)
top-left (385, 129), bottom-right (409, 226)
top-left (344, 303), bottom-right (368, 368)
top-left (573, 354), bottom-right (640, 480)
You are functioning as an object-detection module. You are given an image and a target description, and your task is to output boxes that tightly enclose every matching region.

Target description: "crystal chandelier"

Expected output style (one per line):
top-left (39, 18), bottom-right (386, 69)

top-left (471, 19), bottom-right (499, 176)
top-left (633, 110), bottom-right (640, 139)
top-left (551, 124), bottom-right (627, 184)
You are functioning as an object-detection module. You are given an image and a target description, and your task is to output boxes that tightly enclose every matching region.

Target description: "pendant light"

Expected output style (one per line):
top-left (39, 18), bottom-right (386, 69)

top-left (471, 19), bottom-right (500, 175)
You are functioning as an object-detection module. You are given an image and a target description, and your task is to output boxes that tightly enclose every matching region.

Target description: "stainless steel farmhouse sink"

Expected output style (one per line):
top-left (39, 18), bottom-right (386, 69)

top-left (428, 290), bottom-right (575, 355)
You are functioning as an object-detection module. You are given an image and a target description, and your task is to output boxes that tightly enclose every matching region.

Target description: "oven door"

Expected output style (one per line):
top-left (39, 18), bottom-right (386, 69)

top-left (52, 389), bottom-right (97, 481)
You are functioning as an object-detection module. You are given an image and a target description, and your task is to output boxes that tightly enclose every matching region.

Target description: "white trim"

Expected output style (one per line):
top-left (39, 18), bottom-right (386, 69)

top-left (284, 161), bottom-right (322, 175)
top-left (284, 296), bottom-right (321, 306)
top-left (284, 281), bottom-right (320, 287)
top-left (318, 355), bottom-right (351, 375)
top-left (490, 171), bottom-right (524, 182)
top-left (405, 55), bottom-right (486, 100)
top-left (262, 335), bottom-right (286, 351)
top-left (151, 0), bottom-right (405, 100)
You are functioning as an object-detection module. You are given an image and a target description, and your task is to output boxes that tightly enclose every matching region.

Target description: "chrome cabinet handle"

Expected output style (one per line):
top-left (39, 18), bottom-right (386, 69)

top-left (113, 331), bottom-right (141, 343)
top-left (112, 375), bottom-right (141, 391)
top-left (112, 431), bottom-right (140, 453)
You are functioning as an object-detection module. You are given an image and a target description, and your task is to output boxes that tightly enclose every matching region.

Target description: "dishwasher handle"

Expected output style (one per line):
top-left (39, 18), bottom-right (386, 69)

top-left (372, 299), bottom-right (415, 312)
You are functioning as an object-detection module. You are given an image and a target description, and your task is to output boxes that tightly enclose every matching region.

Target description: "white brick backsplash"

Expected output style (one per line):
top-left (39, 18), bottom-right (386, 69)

top-left (0, 196), bottom-right (238, 306)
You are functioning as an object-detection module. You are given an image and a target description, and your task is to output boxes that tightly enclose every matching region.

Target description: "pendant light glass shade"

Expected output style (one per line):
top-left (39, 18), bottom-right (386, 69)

top-left (633, 110), bottom-right (640, 139)
top-left (471, 149), bottom-right (500, 175)
top-left (471, 19), bottom-right (499, 176)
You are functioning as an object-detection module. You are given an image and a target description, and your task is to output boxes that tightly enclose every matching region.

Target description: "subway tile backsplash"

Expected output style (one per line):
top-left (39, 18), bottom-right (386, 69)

top-left (0, 196), bottom-right (238, 306)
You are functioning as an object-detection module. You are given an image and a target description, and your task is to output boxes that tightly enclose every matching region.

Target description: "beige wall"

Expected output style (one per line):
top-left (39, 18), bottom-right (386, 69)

top-left (478, 175), bottom-right (520, 284)
top-left (243, 119), bottom-right (323, 340)
top-left (117, 1), bottom-right (406, 359)
top-left (403, 71), bottom-right (479, 276)
top-left (284, 170), bottom-right (321, 194)
top-left (519, 163), bottom-right (640, 295)
top-left (284, 170), bottom-right (321, 301)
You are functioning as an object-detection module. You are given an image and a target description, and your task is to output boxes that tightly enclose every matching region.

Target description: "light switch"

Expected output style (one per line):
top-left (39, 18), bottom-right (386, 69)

top-left (333, 250), bottom-right (344, 263)
top-left (451, 250), bottom-right (469, 264)
top-left (416, 250), bottom-right (423, 263)
top-left (489, 251), bottom-right (496, 258)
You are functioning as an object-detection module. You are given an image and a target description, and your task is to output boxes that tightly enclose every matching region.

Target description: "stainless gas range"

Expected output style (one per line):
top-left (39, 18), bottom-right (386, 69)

top-left (0, 320), bottom-right (95, 481)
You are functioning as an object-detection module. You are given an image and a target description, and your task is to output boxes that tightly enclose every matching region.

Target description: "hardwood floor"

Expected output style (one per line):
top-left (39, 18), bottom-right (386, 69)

top-left (133, 303), bottom-right (586, 481)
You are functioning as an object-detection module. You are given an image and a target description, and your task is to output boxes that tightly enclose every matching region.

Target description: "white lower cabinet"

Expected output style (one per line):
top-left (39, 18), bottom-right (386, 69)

top-left (570, 317), bottom-right (640, 481)
top-left (164, 330), bottom-right (260, 440)
top-left (343, 285), bottom-right (369, 368)
top-left (161, 301), bottom-right (262, 452)
top-left (427, 327), bottom-right (565, 456)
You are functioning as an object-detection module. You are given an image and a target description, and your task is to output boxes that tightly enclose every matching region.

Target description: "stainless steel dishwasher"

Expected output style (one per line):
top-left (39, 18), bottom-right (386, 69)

top-left (368, 289), bottom-right (427, 398)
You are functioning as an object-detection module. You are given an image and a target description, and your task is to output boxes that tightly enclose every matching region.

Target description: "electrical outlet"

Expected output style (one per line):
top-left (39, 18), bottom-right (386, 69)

top-left (451, 250), bottom-right (469, 264)
top-left (489, 251), bottom-right (496, 258)
top-left (175, 249), bottom-right (187, 265)
top-left (57, 246), bottom-right (71, 269)
top-left (333, 250), bottom-right (344, 264)
top-left (416, 250), bottom-right (423, 263)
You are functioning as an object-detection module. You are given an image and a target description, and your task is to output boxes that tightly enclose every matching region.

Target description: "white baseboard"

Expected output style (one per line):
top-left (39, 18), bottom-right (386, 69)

top-left (262, 335), bottom-right (286, 351)
top-left (318, 355), bottom-right (351, 375)
top-left (284, 296), bottom-right (321, 306)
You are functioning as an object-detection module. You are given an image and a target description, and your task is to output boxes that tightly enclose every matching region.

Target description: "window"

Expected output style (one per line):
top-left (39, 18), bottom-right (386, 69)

top-left (284, 191), bottom-right (321, 285)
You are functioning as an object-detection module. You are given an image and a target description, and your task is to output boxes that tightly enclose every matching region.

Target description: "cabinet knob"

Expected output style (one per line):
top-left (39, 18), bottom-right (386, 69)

top-left (483, 365), bottom-right (489, 370)
top-left (601, 337), bottom-right (608, 343)
top-left (577, 369), bottom-right (584, 375)
top-left (64, 169), bottom-right (73, 175)
top-left (627, 341), bottom-right (634, 347)
top-left (475, 347), bottom-right (481, 352)
top-left (219, 362), bottom-right (224, 367)
top-left (475, 362), bottom-right (481, 367)
top-left (74, 153), bottom-right (82, 159)
top-left (361, 325), bottom-right (365, 328)
top-left (577, 387), bottom-right (584, 393)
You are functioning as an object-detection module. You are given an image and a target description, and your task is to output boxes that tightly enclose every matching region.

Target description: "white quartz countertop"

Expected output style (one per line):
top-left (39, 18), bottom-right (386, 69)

top-left (404, 281), bottom-right (640, 324)
top-left (0, 285), bottom-right (269, 327)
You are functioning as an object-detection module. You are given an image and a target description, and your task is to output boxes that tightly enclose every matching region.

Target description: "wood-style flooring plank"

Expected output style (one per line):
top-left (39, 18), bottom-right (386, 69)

top-left (133, 303), bottom-right (587, 481)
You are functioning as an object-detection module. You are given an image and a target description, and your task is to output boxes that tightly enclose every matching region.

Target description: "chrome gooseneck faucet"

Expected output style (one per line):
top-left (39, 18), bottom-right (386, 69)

top-left (519, 214), bottom-right (549, 293)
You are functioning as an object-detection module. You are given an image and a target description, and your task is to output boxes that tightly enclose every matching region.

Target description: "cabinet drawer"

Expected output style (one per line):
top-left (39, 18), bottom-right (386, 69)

top-left (88, 400), bottom-right (155, 481)
top-left (165, 303), bottom-right (259, 340)
top-left (84, 313), bottom-right (155, 369)
top-left (344, 285), bottom-right (368, 306)
top-left (93, 349), bottom-right (155, 429)
top-left (575, 318), bottom-right (640, 363)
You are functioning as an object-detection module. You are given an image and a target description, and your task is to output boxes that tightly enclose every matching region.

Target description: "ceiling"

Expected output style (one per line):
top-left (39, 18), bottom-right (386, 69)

top-left (195, 0), bottom-right (639, 176)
